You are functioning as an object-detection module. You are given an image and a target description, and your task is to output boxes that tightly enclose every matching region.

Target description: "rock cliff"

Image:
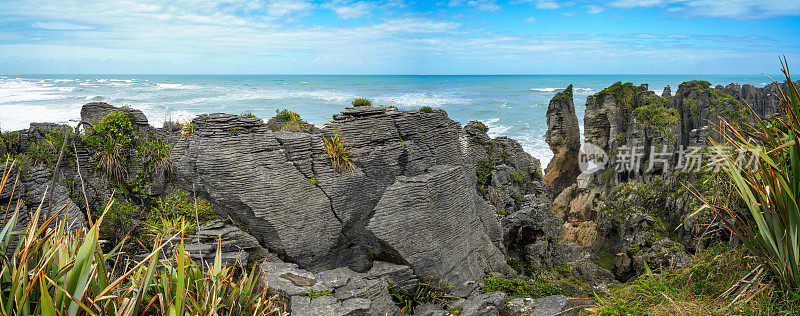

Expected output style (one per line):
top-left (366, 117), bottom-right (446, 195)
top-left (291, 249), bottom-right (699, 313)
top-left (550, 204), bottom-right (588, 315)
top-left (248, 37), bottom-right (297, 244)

top-left (544, 85), bottom-right (581, 196)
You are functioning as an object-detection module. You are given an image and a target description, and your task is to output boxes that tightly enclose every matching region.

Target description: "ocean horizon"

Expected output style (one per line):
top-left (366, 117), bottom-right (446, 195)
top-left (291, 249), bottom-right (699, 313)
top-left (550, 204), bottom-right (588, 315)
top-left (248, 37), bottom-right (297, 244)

top-left (0, 74), bottom-right (777, 165)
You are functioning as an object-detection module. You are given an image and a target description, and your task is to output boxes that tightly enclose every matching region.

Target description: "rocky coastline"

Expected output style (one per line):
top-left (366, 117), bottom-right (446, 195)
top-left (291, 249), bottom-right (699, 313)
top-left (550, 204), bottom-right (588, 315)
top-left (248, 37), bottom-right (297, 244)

top-left (0, 79), bottom-right (795, 315)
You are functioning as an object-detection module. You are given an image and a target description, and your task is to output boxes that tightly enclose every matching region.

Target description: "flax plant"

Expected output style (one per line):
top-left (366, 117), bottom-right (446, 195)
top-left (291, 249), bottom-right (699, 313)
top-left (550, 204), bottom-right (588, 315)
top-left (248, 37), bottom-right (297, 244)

top-left (696, 58), bottom-right (800, 290)
top-left (0, 157), bottom-right (284, 315)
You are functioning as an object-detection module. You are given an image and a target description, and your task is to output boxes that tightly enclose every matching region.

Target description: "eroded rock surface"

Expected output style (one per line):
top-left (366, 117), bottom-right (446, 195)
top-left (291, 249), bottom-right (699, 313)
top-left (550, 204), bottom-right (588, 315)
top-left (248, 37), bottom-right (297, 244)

top-left (544, 85), bottom-right (581, 196)
top-left (171, 107), bottom-right (537, 285)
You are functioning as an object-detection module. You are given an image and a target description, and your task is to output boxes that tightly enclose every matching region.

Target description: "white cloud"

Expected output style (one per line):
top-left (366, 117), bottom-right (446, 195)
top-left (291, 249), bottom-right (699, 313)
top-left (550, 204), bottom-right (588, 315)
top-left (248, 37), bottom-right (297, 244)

top-left (610, 0), bottom-right (667, 9)
top-left (467, 0), bottom-right (501, 12)
top-left (330, 1), bottom-right (375, 19)
top-left (524, 17), bottom-right (537, 23)
top-left (535, 1), bottom-right (560, 10)
top-left (32, 22), bottom-right (93, 30)
top-left (448, 0), bottom-right (500, 12)
top-left (611, 0), bottom-right (800, 19)
top-left (587, 5), bottom-right (604, 14)
top-left (265, 0), bottom-right (313, 17)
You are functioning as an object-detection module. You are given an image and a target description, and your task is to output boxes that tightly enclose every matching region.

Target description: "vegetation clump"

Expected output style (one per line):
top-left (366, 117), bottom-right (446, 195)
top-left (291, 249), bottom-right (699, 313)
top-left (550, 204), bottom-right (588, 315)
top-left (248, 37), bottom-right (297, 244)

top-left (299, 289), bottom-right (333, 299)
top-left (699, 60), bottom-right (800, 290)
top-left (84, 111), bottom-right (138, 182)
top-left (0, 162), bottom-right (285, 315)
top-left (144, 192), bottom-right (217, 237)
top-left (419, 106), bottom-right (434, 113)
top-left (322, 131), bottom-right (354, 174)
top-left (475, 159), bottom-right (494, 192)
top-left (474, 122), bottom-right (488, 133)
top-left (351, 98), bottom-right (372, 107)
top-left (479, 275), bottom-right (563, 298)
top-left (550, 84), bottom-right (573, 104)
top-left (388, 278), bottom-right (454, 314)
top-left (634, 96), bottom-right (679, 136)
top-left (594, 245), bottom-right (800, 315)
top-left (275, 109), bottom-right (296, 121)
top-left (595, 81), bottom-right (637, 108)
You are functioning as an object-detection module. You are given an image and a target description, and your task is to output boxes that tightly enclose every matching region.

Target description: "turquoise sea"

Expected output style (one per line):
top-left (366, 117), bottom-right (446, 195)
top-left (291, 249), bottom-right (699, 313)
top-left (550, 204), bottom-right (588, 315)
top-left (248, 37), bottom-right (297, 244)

top-left (0, 74), bottom-right (775, 164)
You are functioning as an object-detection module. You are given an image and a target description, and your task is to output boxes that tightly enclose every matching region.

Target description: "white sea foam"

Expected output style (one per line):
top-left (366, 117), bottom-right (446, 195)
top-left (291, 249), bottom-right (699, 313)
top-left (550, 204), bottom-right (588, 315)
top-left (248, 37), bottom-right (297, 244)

top-left (376, 92), bottom-right (469, 108)
top-left (85, 95), bottom-right (105, 101)
top-left (531, 87), bottom-right (593, 93)
top-left (0, 79), bottom-right (69, 103)
top-left (0, 103), bottom-right (80, 131)
top-left (178, 89), bottom-right (355, 105)
top-left (484, 118), bottom-right (512, 136)
top-left (155, 83), bottom-right (198, 90)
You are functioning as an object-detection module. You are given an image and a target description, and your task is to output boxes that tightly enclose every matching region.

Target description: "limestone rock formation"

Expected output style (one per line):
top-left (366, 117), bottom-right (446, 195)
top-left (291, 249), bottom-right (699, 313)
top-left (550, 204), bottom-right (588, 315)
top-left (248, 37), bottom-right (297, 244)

top-left (171, 107), bottom-right (535, 285)
top-left (544, 85), bottom-right (581, 196)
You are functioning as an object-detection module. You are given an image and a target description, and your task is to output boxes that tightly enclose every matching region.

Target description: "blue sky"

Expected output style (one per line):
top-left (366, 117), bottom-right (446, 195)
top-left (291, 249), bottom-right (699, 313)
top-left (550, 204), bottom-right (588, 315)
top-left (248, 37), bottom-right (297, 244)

top-left (0, 0), bottom-right (798, 74)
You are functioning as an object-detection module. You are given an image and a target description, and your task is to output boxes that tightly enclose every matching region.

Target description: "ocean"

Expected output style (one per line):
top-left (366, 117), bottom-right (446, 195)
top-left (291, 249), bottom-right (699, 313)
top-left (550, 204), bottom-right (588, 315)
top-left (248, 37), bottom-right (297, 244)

top-left (0, 74), bottom-right (774, 164)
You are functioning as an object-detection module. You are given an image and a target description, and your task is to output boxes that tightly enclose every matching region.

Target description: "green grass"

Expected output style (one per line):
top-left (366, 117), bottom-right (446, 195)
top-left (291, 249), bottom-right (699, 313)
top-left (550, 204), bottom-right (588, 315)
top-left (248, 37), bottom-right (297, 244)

top-left (479, 275), bottom-right (564, 298)
top-left (299, 289), bottom-right (333, 299)
top-left (420, 106), bottom-right (434, 113)
top-left (593, 245), bottom-right (800, 315)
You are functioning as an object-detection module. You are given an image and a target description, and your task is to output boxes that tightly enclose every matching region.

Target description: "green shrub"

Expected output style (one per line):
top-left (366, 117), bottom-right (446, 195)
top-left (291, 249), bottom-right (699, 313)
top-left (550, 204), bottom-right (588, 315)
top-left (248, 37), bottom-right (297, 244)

top-left (0, 131), bottom-right (20, 154)
top-left (595, 81), bottom-right (637, 108)
top-left (420, 106), bottom-right (434, 113)
top-left (475, 122), bottom-right (488, 133)
top-left (351, 98), bottom-right (372, 107)
top-left (98, 199), bottom-right (141, 243)
top-left (226, 127), bottom-right (238, 136)
top-left (241, 112), bottom-right (258, 118)
top-left (476, 159), bottom-right (494, 187)
top-left (144, 192), bottom-right (216, 238)
top-left (634, 98), bottom-right (679, 137)
top-left (181, 122), bottom-right (195, 135)
top-left (280, 111), bottom-right (311, 132)
top-left (25, 127), bottom-right (77, 169)
top-left (275, 109), bottom-right (295, 121)
top-left (84, 112), bottom-right (138, 181)
top-left (507, 258), bottom-right (536, 277)
top-left (479, 276), bottom-right (563, 298)
top-left (308, 177), bottom-right (317, 185)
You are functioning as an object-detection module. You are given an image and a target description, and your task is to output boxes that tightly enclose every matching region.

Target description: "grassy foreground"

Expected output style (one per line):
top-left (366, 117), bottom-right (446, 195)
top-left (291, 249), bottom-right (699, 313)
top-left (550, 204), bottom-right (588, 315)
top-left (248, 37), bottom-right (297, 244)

top-left (594, 60), bottom-right (800, 315)
top-left (592, 245), bottom-right (800, 315)
top-left (0, 159), bottom-right (285, 316)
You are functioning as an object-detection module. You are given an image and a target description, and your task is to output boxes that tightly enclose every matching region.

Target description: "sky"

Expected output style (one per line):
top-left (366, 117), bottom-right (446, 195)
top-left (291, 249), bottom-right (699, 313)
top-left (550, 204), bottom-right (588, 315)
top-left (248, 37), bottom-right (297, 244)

top-left (0, 0), bottom-right (798, 74)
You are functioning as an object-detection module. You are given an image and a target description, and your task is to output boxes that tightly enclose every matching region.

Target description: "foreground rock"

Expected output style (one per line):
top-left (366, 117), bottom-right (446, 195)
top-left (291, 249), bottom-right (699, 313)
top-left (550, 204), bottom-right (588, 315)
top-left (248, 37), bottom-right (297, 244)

top-left (171, 107), bottom-right (531, 285)
top-left (260, 261), bottom-right (409, 315)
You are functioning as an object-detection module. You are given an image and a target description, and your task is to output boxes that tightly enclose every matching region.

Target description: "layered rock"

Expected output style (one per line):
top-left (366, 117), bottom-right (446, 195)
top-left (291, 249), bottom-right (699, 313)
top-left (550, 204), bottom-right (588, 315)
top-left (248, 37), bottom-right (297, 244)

top-left (170, 107), bottom-right (540, 285)
top-left (544, 85), bottom-right (581, 196)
